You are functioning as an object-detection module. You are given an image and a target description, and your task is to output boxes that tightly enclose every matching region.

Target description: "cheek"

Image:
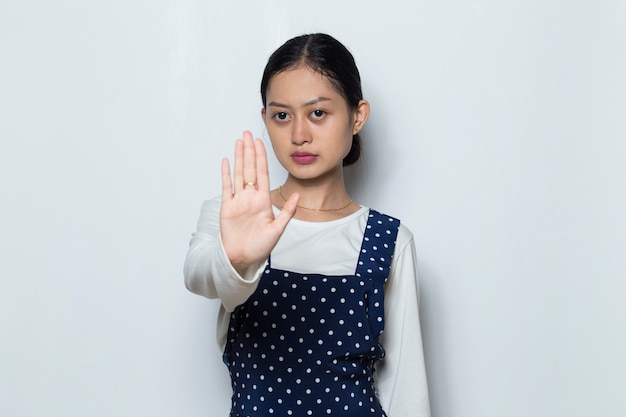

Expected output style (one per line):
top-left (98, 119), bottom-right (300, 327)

top-left (342, 120), bottom-right (355, 150)
top-left (265, 124), bottom-right (286, 144)
top-left (337, 130), bottom-right (354, 159)
top-left (342, 136), bottom-right (353, 158)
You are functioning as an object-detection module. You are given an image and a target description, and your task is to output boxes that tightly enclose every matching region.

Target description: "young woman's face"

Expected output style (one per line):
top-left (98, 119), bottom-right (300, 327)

top-left (262, 66), bottom-right (361, 181)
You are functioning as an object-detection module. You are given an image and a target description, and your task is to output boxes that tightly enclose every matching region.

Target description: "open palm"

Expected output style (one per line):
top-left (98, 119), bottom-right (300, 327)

top-left (220, 131), bottom-right (299, 274)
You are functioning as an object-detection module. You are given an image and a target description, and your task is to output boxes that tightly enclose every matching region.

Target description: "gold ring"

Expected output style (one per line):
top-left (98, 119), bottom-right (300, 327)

top-left (244, 182), bottom-right (256, 187)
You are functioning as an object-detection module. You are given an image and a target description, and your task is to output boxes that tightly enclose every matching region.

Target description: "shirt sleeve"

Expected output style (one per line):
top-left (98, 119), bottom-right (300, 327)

top-left (376, 226), bottom-right (431, 417)
top-left (183, 197), bottom-right (266, 313)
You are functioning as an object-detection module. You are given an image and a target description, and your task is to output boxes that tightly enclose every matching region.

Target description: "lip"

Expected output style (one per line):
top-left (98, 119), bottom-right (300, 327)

top-left (291, 151), bottom-right (318, 165)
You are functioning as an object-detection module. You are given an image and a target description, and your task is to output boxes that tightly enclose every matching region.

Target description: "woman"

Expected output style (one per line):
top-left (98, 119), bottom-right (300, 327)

top-left (184, 33), bottom-right (430, 417)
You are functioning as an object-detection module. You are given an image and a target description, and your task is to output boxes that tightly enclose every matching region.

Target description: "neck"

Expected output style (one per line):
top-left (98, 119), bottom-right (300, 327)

top-left (281, 175), bottom-right (351, 212)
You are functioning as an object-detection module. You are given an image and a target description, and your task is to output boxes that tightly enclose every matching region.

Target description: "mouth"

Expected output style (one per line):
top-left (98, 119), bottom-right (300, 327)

top-left (291, 151), bottom-right (318, 165)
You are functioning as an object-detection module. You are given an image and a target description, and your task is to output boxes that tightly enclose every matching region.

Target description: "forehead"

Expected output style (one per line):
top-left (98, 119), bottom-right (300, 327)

top-left (265, 66), bottom-right (343, 103)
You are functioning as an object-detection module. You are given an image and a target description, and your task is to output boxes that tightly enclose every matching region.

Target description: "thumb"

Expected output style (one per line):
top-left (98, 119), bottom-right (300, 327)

top-left (273, 192), bottom-right (299, 232)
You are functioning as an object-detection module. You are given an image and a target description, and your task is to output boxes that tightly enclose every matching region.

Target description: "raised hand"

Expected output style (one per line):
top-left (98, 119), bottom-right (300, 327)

top-left (220, 131), bottom-right (299, 274)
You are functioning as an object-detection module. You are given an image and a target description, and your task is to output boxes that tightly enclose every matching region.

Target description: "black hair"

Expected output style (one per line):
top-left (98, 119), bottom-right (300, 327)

top-left (260, 33), bottom-right (363, 166)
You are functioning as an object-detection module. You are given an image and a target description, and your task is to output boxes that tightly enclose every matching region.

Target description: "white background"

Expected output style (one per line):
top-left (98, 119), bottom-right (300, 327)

top-left (1, 1), bottom-right (625, 416)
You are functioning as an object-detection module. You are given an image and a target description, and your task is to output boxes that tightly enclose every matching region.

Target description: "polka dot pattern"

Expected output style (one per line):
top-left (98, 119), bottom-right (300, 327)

top-left (224, 210), bottom-right (400, 416)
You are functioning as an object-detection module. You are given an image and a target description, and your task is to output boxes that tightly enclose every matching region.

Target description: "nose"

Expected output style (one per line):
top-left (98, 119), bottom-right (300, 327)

top-left (291, 116), bottom-right (312, 145)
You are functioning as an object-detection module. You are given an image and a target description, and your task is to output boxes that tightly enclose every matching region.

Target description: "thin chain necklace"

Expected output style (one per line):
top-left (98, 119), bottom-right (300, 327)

top-left (278, 186), bottom-right (354, 212)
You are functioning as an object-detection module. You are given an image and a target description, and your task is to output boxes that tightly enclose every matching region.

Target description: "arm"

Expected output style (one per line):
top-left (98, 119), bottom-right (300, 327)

top-left (376, 229), bottom-right (431, 417)
top-left (183, 131), bottom-right (299, 312)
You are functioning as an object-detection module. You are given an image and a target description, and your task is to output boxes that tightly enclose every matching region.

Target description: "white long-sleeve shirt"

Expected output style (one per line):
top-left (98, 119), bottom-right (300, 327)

top-left (184, 197), bottom-right (431, 417)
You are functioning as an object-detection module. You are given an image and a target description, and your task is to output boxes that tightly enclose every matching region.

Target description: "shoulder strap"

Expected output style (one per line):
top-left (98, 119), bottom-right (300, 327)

top-left (355, 209), bottom-right (400, 336)
top-left (355, 209), bottom-right (400, 280)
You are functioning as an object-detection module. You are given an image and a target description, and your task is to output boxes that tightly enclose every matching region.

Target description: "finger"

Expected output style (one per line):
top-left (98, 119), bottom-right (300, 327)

top-left (255, 138), bottom-right (270, 192)
top-left (242, 131), bottom-right (256, 185)
top-left (221, 158), bottom-right (233, 201)
top-left (233, 139), bottom-right (244, 193)
top-left (273, 192), bottom-right (300, 232)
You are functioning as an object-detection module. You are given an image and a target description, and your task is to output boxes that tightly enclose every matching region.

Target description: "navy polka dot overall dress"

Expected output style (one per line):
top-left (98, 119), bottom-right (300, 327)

top-left (224, 210), bottom-right (400, 417)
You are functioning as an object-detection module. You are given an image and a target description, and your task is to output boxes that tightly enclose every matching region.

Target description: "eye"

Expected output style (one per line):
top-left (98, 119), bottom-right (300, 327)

top-left (311, 109), bottom-right (326, 119)
top-left (272, 112), bottom-right (290, 121)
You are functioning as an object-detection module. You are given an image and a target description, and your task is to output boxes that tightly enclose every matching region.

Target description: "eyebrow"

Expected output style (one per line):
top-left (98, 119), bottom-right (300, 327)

top-left (267, 97), bottom-right (332, 109)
